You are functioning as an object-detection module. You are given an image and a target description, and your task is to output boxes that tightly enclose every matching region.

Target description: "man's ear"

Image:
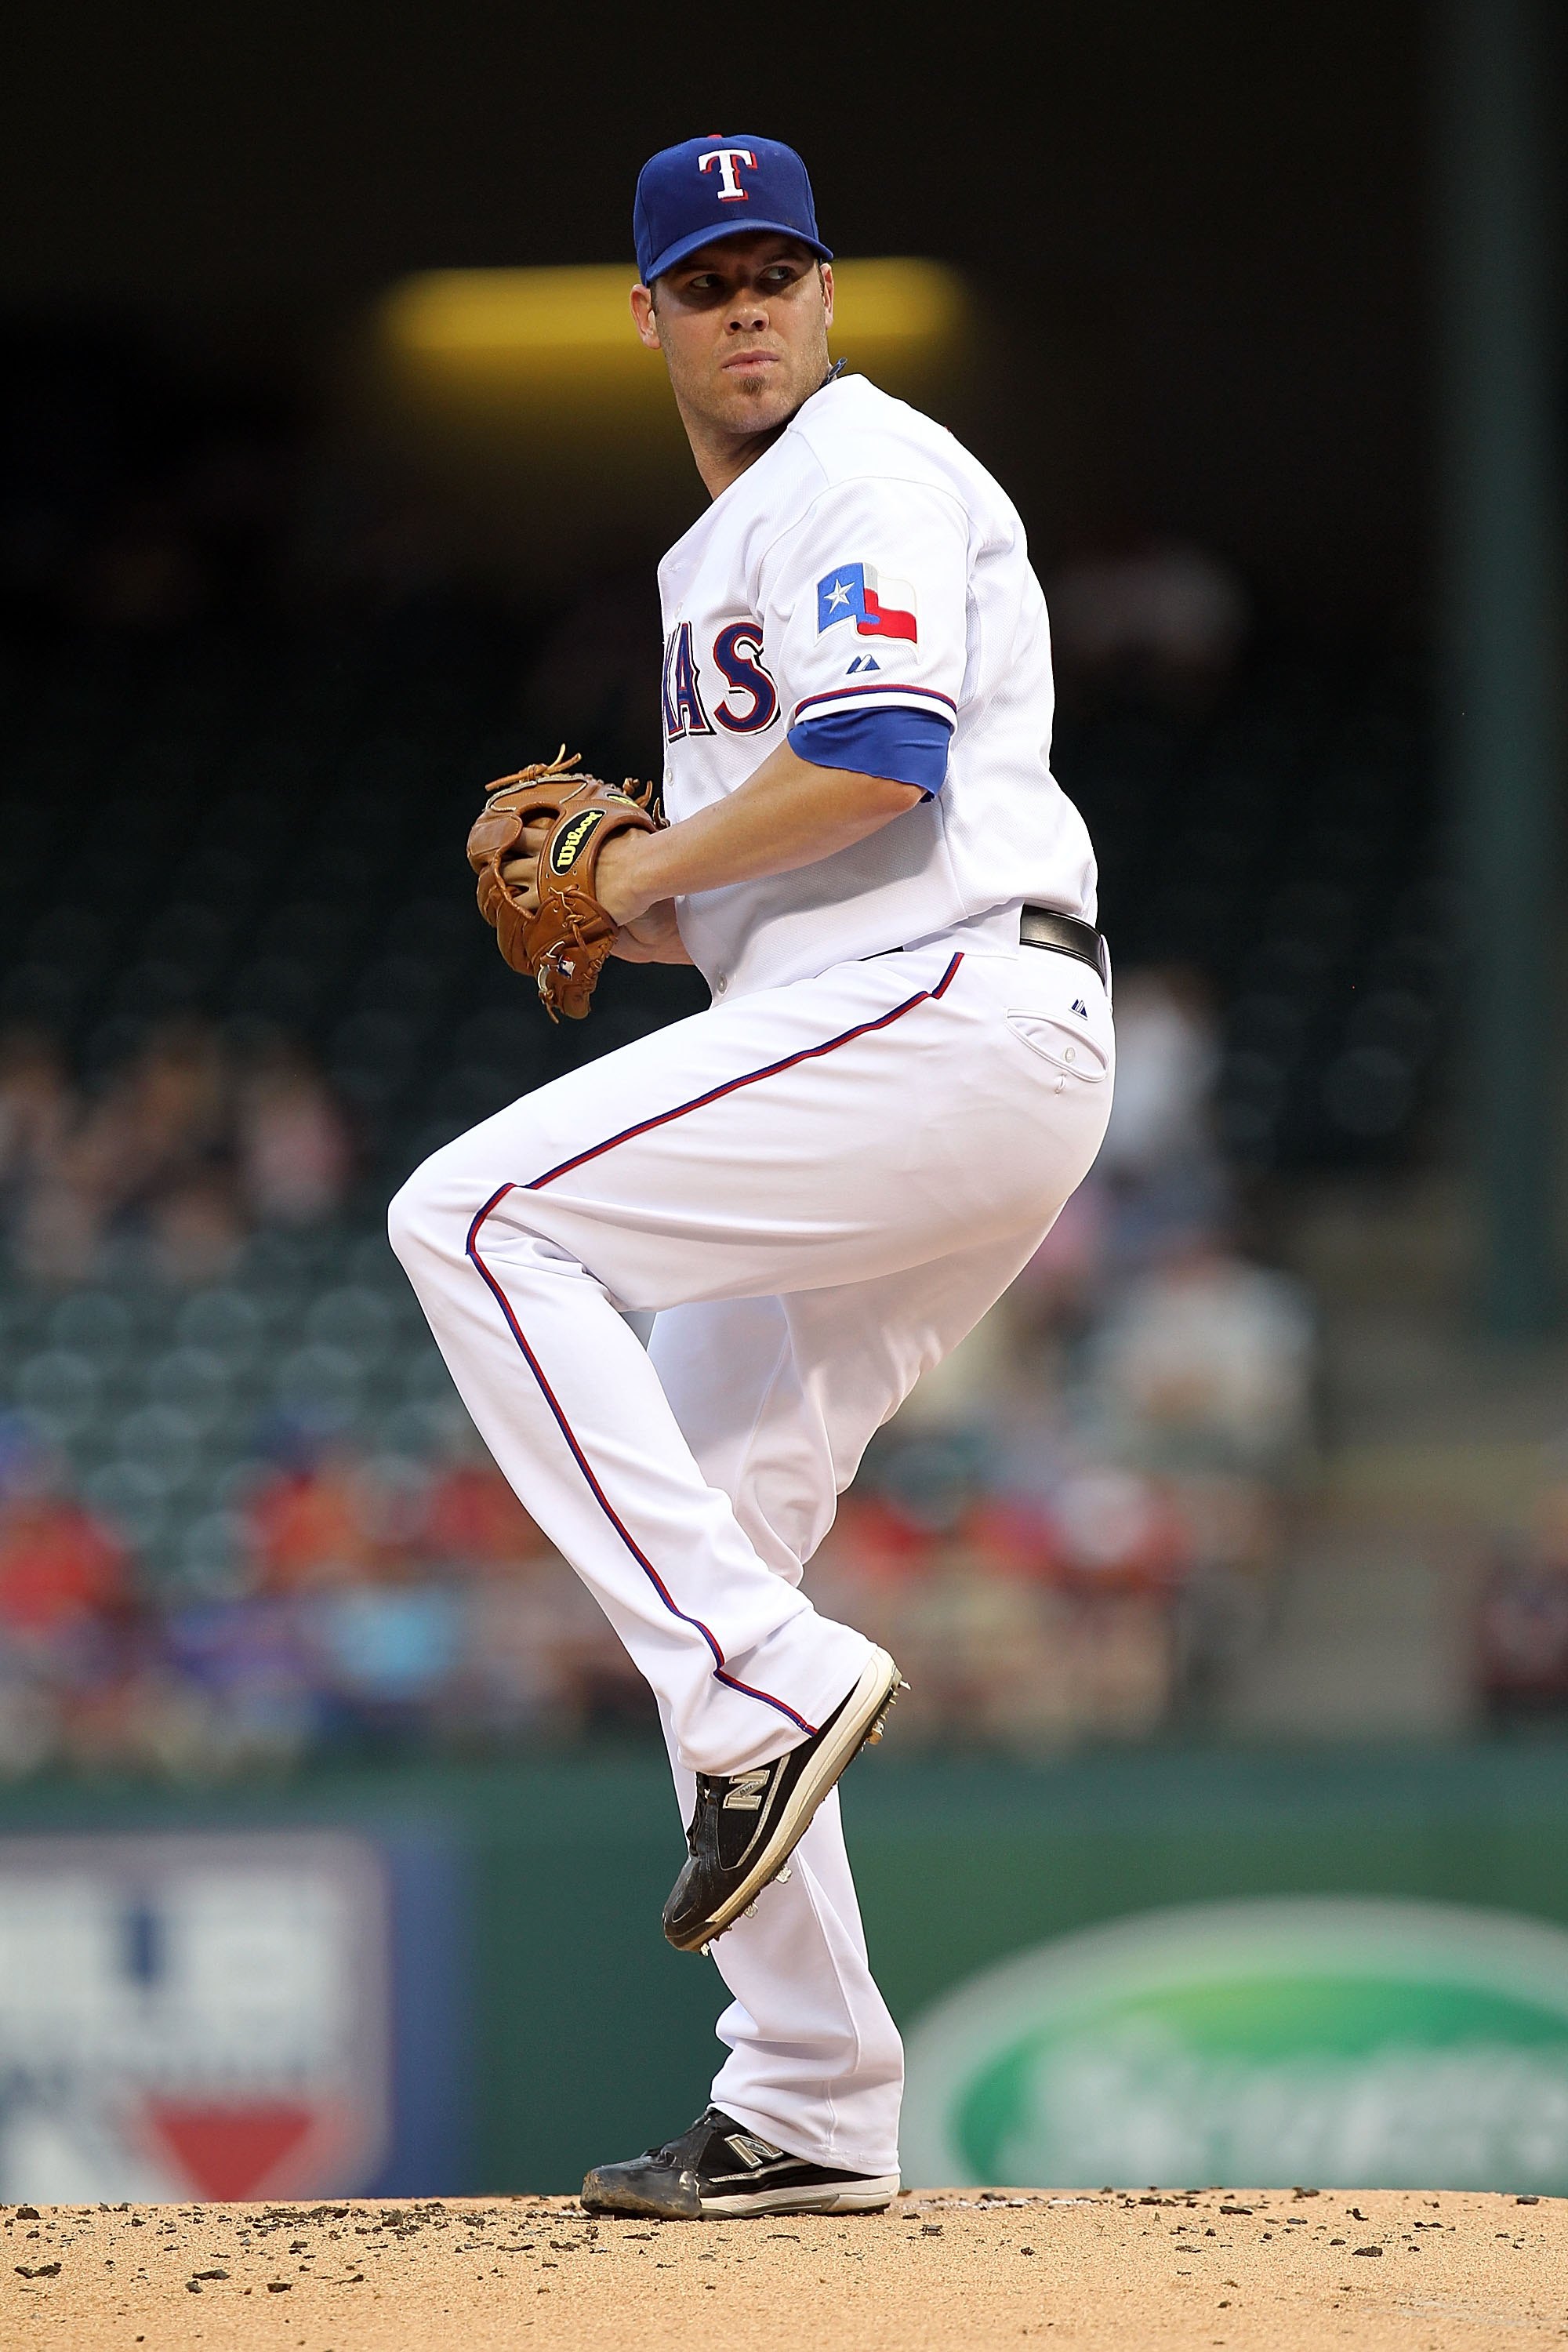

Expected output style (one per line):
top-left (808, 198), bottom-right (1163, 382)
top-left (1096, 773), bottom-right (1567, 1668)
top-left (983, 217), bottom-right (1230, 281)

top-left (820, 263), bottom-right (834, 334)
top-left (630, 282), bottom-right (662, 350)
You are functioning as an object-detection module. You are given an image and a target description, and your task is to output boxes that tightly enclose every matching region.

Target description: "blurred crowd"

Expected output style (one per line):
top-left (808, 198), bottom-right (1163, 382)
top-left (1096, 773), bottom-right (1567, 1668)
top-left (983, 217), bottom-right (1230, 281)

top-left (0, 319), bottom-right (1504, 1774)
top-left (0, 1407), bottom-right (635, 1777)
top-left (0, 325), bottom-right (1345, 1767)
top-left (0, 1018), bottom-right (353, 1285)
top-left (0, 966), bottom-right (1319, 1776)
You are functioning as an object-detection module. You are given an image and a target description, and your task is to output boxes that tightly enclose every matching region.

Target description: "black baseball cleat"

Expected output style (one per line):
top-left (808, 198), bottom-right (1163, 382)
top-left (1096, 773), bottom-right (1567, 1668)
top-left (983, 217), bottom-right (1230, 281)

top-left (580, 2107), bottom-right (899, 2219)
top-left (663, 1646), bottom-right (905, 1954)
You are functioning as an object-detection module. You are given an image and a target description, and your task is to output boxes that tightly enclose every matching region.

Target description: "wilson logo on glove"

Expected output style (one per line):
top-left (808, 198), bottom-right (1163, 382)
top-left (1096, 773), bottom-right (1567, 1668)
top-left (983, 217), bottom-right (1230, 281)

top-left (550, 809), bottom-right (606, 874)
top-left (466, 749), bottom-right (664, 1022)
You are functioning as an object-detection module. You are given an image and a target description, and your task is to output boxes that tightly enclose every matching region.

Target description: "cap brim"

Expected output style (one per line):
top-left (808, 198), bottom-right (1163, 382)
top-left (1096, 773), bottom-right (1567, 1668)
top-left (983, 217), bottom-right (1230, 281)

top-left (643, 219), bottom-right (833, 285)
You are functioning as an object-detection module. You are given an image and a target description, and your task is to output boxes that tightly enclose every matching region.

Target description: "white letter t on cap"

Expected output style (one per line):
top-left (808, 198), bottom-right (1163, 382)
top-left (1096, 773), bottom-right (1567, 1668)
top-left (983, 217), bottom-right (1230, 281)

top-left (699, 147), bottom-right (757, 201)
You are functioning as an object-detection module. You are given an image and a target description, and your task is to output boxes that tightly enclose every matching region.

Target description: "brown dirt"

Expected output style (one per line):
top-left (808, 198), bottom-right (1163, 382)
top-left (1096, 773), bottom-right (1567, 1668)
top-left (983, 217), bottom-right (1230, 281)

top-left (4, 2185), bottom-right (1566, 2350)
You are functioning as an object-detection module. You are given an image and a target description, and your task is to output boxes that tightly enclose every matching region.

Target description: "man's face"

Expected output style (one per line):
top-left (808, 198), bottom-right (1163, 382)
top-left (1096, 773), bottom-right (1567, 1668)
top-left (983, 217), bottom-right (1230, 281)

top-left (631, 234), bottom-right (833, 442)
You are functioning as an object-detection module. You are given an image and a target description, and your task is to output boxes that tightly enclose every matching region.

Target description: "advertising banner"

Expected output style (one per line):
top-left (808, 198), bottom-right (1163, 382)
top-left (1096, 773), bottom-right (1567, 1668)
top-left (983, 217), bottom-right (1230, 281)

top-left (0, 1832), bottom-right (403, 2202)
top-left (903, 1896), bottom-right (1568, 2194)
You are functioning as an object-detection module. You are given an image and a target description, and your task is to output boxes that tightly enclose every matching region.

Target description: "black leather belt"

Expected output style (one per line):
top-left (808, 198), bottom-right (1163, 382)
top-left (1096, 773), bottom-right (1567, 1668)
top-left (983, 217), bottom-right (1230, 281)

top-left (1021, 905), bottom-right (1109, 985)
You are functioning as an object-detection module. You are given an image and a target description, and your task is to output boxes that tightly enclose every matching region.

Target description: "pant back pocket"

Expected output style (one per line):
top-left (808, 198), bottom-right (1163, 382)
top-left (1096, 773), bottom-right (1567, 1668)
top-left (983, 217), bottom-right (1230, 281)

top-left (1006, 1011), bottom-right (1112, 1081)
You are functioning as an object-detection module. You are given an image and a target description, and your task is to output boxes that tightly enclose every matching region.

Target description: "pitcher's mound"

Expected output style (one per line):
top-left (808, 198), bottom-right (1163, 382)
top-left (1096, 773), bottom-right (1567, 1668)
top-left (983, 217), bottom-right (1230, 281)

top-left (4, 2184), bottom-right (1563, 2349)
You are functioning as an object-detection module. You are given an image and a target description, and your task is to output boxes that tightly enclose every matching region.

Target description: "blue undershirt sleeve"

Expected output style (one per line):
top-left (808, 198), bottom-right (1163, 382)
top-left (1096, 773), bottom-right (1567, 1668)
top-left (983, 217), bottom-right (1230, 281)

top-left (786, 705), bottom-right (953, 796)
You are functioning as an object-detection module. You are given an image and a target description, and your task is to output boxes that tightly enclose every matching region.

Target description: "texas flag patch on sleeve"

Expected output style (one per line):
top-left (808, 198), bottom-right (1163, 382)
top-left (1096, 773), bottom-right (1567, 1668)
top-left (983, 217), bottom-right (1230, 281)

top-left (816, 563), bottom-right (918, 642)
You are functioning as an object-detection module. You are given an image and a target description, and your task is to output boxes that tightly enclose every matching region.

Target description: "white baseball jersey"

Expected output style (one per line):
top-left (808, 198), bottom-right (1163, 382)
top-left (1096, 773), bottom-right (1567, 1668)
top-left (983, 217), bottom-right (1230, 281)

top-left (656, 370), bottom-right (1098, 998)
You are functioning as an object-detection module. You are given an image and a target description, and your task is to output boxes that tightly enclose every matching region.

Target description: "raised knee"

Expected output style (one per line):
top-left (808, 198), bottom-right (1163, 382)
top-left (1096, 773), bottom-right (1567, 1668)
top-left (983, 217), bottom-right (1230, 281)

top-left (386, 1171), bottom-right (422, 1272)
top-left (388, 1140), bottom-right (537, 1276)
top-left (387, 1153), bottom-right (452, 1272)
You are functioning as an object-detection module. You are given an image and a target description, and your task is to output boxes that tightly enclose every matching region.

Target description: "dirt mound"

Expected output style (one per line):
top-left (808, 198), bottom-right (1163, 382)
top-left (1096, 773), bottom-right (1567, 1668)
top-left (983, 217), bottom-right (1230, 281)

top-left (5, 2184), bottom-right (1564, 2348)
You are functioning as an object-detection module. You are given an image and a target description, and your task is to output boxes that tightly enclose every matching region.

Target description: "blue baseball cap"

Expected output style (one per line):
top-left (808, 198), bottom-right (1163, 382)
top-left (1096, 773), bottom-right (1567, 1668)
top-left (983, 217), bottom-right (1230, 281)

top-left (633, 134), bottom-right (832, 285)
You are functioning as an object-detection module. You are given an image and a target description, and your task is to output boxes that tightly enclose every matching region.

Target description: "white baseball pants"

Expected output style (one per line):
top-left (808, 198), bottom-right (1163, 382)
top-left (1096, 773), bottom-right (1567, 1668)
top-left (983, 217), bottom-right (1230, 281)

top-left (389, 937), bottom-right (1113, 2177)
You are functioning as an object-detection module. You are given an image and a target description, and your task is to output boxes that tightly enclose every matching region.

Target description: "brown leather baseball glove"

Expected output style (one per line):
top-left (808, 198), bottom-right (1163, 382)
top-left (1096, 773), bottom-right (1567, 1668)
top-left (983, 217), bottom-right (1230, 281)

top-left (466, 749), bottom-right (663, 1021)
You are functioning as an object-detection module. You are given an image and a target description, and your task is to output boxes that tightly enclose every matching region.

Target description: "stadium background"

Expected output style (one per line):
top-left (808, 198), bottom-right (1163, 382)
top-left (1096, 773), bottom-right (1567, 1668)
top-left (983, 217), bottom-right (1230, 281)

top-left (0, 0), bottom-right (1564, 2202)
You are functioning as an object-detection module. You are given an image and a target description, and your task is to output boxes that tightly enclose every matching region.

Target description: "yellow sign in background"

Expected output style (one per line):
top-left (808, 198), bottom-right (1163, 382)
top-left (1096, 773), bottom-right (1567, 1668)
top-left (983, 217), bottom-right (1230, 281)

top-left (345, 261), bottom-right (972, 575)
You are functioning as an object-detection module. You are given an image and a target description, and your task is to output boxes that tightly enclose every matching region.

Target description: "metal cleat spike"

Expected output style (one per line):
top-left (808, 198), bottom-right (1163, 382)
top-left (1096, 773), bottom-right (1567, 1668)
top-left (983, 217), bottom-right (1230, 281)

top-left (776, 1867), bottom-right (792, 1884)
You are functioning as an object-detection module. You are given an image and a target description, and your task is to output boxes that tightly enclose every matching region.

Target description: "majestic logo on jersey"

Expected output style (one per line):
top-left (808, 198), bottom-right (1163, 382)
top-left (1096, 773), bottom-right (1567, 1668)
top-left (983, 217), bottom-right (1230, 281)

top-left (816, 563), bottom-right (918, 643)
top-left (711, 622), bottom-right (779, 733)
top-left (698, 147), bottom-right (757, 201)
top-left (550, 808), bottom-right (605, 873)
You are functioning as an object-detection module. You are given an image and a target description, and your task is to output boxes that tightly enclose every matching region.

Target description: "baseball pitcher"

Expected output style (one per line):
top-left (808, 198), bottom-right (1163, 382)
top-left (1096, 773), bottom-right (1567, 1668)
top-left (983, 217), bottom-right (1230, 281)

top-left (390, 132), bottom-right (1113, 2217)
